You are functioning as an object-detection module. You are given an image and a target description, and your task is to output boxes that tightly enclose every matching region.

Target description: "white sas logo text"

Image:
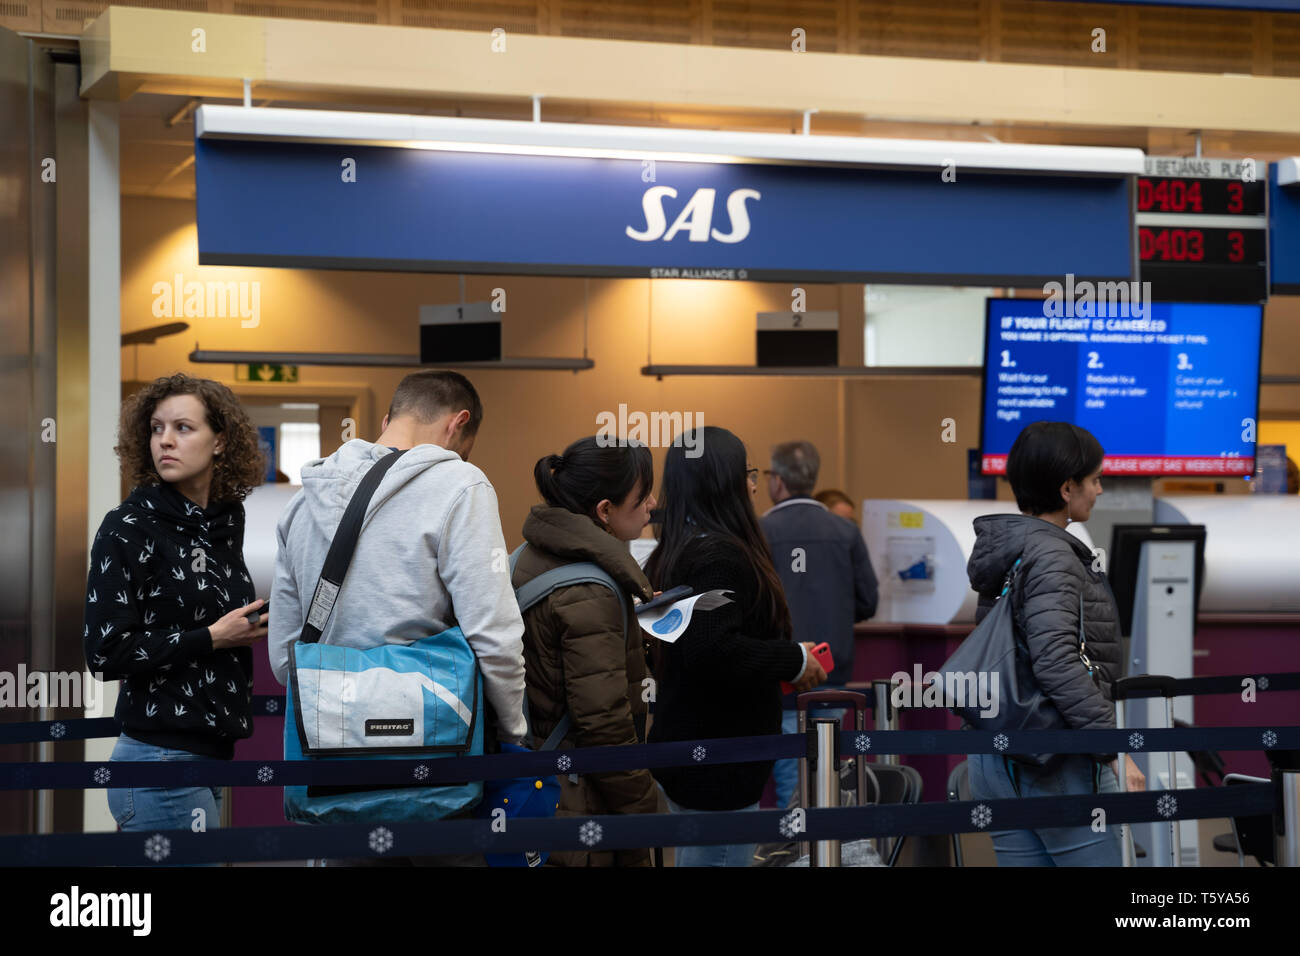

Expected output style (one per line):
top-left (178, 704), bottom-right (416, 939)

top-left (626, 187), bottom-right (761, 244)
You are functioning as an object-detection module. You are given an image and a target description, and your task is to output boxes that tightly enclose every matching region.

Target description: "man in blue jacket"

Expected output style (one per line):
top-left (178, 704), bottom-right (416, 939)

top-left (761, 441), bottom-right (878, 811)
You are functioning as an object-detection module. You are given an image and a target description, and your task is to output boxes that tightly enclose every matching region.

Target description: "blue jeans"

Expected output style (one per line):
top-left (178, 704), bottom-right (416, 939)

top-left (106, 734), bottom-right (223, 833)
top-left (773, 697), bottom-right (847, 809)
top-left (663, 792), bottom-right (759, 867)
top-left (967, 752), bottom-right (1122, 867)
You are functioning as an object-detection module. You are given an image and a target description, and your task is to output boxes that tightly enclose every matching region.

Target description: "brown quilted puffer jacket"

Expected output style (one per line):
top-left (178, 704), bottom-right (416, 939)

top-left (512, 505), bottom-right (659, 866)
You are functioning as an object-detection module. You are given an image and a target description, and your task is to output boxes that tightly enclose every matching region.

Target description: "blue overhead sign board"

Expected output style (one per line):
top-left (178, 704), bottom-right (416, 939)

top-left (196, 139), bottom-right (1134, 285)
top-left (1269, 162), bottom-right (1300, 294)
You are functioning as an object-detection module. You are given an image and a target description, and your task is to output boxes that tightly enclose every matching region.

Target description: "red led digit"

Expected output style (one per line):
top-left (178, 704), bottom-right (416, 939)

top-left (1227, 181), bottom-right (1244, 214)
top-left (1228, 231), bottom-right (1244, 262)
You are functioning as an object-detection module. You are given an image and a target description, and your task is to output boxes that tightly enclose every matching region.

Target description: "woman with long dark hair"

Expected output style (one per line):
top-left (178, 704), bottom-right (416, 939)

top-left (512, 436), bottom-right (660, 866)
top-left (966, 420), bottom-right (1145, 865)
top-left (646, 426), bottom-right (826, 867)
top-left (84, 373), bottom-right (268, 833)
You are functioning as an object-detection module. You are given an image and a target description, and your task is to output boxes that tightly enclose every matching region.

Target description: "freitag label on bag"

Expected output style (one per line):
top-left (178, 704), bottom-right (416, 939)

top-left (365, 719), bottom-right (415, 736)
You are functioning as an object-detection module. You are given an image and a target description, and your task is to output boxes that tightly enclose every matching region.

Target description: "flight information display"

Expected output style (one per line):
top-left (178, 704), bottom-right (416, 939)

top-left (981, 299), bottom-right (1262, 476)
top-left (1137, 157), bottom-right (1268, 303)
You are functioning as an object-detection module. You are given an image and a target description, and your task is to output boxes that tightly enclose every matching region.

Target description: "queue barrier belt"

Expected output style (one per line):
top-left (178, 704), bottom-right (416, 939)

top-left (0, 783), bottom-right (1277, 866)
top-left (1, 726), bottom-right (1296, 791)
top-left (0, 696), bottom-right (286, 745)
top-left (2, 671), bottom-right (1297, 745)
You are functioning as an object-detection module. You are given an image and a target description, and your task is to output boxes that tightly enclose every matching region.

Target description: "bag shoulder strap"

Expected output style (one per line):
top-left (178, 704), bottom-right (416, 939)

top-left (510, 543), bottom-right (630, 623)
top-left (1006, 554), bottom-right (1095, 677)
top-left (1077, 587), bottom-right (1094, 677)
top-left (301, 448), bottom-right (408, 644)
top-left (999, 557), bottom-right (1023, 599)
top-left (509, 542), bottom-right (631, 751)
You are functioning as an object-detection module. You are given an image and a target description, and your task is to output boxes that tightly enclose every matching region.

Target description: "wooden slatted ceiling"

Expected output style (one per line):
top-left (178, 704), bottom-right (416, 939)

top-left (396, 0), bottom-right (541, 33)
top-left (997, 0), bottom-right (1129, 68)
top-left (709, 0), bottom-right (843, 54)
top-left (1134, 7), bottom-right (1256, 74)
top-left (855, 0), bottom-right (982, 62)
top-left (232, 0), bottom-right (380, 24)
top-left (44, 0), bottom-right (215, 34)
top-left (0, 0), bottom-right (41, 30)
top-left (551, 0), bottom-right (696, 44)
top-left (1275, 15), bottom-right (1300, 78)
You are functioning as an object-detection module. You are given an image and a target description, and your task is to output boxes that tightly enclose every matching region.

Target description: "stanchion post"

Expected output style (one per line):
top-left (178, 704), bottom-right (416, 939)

top-left (1279, 770), bottom-right (1300, 868)
top-left (870, 678), bottom-right (898, 859)
top-left (1114, 701), bottom-right (1134, 867)
top-left (798, 707), bottom-right (810, 861)
top-left (811, 718), bottom-right (841, 867)
top-left (1165, 696), bottom-right (1180, 867)
top-left (871, 679), bottom-right (898, 767)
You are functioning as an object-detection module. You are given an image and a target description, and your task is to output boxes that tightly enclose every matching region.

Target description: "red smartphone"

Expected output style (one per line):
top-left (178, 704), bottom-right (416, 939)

top-left (782, 642), bottom-right (834, 693)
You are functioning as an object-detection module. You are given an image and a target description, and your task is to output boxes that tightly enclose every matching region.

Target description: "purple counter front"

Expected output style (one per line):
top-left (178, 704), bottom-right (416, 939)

top-left (232, 649), bottom-right (292, 828)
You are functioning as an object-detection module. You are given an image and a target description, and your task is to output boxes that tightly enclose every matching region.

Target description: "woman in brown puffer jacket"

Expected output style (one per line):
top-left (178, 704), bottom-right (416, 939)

top-left (512, 436), bottom-right (659, 866)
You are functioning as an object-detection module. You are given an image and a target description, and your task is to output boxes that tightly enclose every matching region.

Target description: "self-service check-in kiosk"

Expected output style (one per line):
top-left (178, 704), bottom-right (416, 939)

top-left (1108, 524), bottom-right (1206, 868)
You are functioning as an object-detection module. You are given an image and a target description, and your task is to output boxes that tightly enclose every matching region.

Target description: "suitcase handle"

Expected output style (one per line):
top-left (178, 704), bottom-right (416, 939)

top-left (797, 691), bottom-right (870, 821)
top-left (797, 690), bottom-right (869, 729)
top-left (1112, 674), bottom-right (1178, 700)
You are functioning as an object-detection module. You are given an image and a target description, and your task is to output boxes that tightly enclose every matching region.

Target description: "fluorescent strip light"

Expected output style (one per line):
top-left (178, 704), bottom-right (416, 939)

top-left (196, 105), bottom-right (1145, 176)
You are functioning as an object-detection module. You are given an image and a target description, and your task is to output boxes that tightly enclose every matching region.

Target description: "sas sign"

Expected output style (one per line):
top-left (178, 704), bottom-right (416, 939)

top-left (626, 186), bottom-right (761, 244)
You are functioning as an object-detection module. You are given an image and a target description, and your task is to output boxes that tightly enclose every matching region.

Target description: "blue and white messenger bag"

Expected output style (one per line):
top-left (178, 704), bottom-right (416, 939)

top-left (283, 449), bottom-right (485, 825)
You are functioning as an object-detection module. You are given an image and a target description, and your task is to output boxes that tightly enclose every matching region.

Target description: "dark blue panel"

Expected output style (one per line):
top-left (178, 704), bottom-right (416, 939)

top-left (1269, 166), bottom-right (1300, 294)
top-left (195, 139), bottom-right (1132, 283)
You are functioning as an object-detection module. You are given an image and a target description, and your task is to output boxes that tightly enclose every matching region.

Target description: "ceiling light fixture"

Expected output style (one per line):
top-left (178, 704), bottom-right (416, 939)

top-left (196, 105), bottom-right (1145, 176)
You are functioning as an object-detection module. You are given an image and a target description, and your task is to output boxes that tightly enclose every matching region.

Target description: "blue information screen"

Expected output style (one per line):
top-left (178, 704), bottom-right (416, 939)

top-left (981, 299), bottom-right (1262, 477)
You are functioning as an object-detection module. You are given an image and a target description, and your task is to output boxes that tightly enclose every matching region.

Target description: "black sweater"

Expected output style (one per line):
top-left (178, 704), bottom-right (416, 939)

top-left (648, 535), bottom-right (804, 810)
top-left (83, 483), bottom-right (257, 759)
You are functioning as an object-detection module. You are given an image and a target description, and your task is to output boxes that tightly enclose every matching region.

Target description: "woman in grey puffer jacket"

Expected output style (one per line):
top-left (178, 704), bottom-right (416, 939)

top-left (966, 421), bottom-right (1145, 866)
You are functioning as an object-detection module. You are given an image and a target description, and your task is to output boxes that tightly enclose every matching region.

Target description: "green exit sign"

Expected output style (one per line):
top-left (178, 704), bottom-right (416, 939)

top-left (242, 363), bottom-right (299, 383)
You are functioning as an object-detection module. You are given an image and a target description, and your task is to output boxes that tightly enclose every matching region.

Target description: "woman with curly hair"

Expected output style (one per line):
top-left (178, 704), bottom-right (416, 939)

top-left (84, 373), bottom-right (269, 833)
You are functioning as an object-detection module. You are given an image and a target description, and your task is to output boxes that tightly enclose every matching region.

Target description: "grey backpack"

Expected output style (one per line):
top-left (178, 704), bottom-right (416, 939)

top-left (509, 543), bottom-right (631, 750)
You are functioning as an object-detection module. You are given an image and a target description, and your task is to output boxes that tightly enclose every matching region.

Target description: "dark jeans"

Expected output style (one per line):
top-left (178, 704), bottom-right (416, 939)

top-left (967, 752), bottom-right (1122, 866)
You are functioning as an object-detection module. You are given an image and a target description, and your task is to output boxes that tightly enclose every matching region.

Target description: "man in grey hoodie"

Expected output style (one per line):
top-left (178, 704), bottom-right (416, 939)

top-left (269, 371), bottom-right (528, 747)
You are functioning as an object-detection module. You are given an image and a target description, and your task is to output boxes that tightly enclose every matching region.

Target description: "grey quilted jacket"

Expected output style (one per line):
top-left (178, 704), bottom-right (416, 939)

top-left (967, 514), bottom-right (1122, 741)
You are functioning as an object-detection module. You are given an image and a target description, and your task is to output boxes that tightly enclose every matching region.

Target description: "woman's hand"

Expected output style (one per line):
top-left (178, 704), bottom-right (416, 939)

top-left (1110, 757), bottom-right (1146, 792)
top-left (793, 642), bottom-right (827, 693)
top-left (209, 600), bottom-right (268, 650)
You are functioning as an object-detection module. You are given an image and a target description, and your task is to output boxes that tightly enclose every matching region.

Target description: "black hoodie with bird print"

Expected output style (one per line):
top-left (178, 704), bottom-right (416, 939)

top-left (83, 483), bottom-right (257, 759)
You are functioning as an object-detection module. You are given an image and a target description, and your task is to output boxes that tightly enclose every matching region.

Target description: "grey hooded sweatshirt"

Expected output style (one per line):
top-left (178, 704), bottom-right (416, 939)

top-left (967, 513), bottom-right (1122, 748)
top-left (269, 439), bottom-right (528, 741)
